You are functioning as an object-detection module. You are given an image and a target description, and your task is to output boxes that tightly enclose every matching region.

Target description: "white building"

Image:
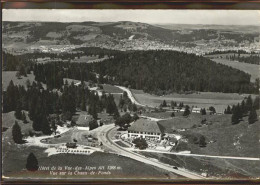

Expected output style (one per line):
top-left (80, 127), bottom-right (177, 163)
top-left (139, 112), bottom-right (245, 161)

top-left (128, 118), bottom-right (164, 140)
top-left (192, 107), bottom-right (202, 113)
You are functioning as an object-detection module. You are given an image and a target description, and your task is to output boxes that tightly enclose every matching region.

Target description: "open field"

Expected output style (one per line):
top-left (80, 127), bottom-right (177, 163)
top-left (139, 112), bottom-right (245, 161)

top-left (2, 111), bottom-right (34, 141)
top-left (71, 55), bottom-right (99, 63)
top-left (158, 113), bottom-right (203, 132)
top-left (102, 84), bottom-right (123, 94)
top-left (180, 113), bottom-right (260, 158)
top-left (42, 129), bottom-right (74, 144)
top-left (131, 89), bottom-right (249, 113)
top-left (2, 71), bottom-right (41, 91)
top-left (157, 111), bottom-right (260, 159)
top-left (2, 143), bottom-right (172, 179)
top-left (208, 58), bottom-right (259, 82)
top-left (205, 53), bottom-right (259, 58)
top-left (143, 111), bottom-right (173, 119)
top-left (3, 143), bottom-right (170, 179)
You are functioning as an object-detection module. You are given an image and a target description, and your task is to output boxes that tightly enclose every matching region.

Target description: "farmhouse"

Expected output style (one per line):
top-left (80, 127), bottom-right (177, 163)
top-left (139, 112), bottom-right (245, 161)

top-left (173, 108), bottom-right (180, 112)
top-left (128, 118), bottom-right (164, 140)
top-left (192, 107), bottom-right (202, 113)
top-left (180, 108), bottom-right (186, 112)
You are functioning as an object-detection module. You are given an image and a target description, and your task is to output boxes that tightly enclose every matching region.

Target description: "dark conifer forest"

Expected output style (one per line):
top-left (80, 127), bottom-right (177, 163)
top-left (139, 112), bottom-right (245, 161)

top-left (90, 50), bottom-right (258, 94)
top-left (3, 50), bottom-right (258, 95)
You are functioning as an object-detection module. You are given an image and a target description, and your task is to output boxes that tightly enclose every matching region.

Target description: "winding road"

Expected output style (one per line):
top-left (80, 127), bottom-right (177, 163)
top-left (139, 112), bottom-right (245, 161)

top-left (115, 85), bottom-right (145, 107)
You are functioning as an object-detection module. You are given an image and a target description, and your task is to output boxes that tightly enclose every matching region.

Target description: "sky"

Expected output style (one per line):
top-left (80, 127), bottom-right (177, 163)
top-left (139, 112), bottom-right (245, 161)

top-left (3, 9), bottom-right (260, 25)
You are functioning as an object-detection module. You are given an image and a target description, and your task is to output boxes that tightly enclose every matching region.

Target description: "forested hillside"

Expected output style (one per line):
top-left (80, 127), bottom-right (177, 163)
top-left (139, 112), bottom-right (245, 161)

top-left (90, 50), bottom-right (258, 94)
top-left (3, 49), bottom-right (258, 95)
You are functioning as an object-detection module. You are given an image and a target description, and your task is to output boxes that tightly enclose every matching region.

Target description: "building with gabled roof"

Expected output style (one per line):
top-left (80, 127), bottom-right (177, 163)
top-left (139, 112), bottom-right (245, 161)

top-left (192, 107), bottom-right (202, 113)
top-left (128, 118), bottom-right (164, 140)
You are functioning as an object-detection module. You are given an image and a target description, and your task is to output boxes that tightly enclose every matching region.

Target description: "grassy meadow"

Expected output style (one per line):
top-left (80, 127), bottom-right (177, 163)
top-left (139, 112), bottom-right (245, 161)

top-left (131, 89), bottom-right (249, 113)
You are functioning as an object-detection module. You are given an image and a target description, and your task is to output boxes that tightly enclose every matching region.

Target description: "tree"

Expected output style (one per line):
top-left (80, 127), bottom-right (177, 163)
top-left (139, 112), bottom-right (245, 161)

top-left (209, 106), bottom-right (216, 114)
top-left (88, 103), bottom-right (98, 119)
top-left (12, 121), bottom-right (23, 144)
top-left (132, 103), bottom-right (137, 112)
top-left (16, 71), bottom-right (21, 79)
top-left (246, 95), bottom-right (253, 112)
top-left (248, 108), bottom-right (258, 124)
top-left (80, 97), bottom-right (86, 111)
top-left (22, 111), bottom-right (28, 124)
top-left (183, 105), bottom-right (190, 116)
top-left (226, 105), bottom-right (232, 114)
top-left (241, 100), bottom-right (246, 115)
top-left (133, 113), bottom-right (139, 121)
top-left (115, 113), bottom-right (133, 129)
top-left (253, 96), bottom-right (260, 110)
top-left (26, 153), bottom-right (39, 171)
top-left (15, 105), bottom-right (23, 120)
top-left (231, 106), bottom-right (240, 124)
top-left (171, 101), bottom-right (176, 108)
top-left (89, 119), bottom-right (99, 130)
top-left (132, 137), bottom-right (148, 150)
top-left (41, 115), bottom-right (52, 135)
top-left (162, 100), bottom-right (167, 107)
top-left (201, 108), bottom-right (206, 115)
top-left (199, 136), bottom-right (207, 147)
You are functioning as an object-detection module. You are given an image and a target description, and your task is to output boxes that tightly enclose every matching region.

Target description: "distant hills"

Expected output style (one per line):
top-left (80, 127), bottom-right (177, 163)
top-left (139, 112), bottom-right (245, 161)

top-left (2, 21), bottom-right (260, 52)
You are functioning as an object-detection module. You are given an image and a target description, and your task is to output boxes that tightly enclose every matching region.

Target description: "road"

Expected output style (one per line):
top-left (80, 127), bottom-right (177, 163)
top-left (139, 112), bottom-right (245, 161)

top-left (131, 148), bottom-right (260, 161)
top-left (97, 124), bottom-right (205, 179)
top-left (115, 85), bottom-right (145, 107)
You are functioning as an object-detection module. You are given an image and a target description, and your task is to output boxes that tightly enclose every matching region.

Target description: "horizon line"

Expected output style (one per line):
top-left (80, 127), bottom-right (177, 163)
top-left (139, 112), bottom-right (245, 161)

top-left (3, 20), bottom-right (260, 26)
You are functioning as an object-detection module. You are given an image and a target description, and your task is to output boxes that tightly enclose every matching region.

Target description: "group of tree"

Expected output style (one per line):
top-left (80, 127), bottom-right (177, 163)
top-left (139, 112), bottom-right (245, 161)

top-left (183, 105), bottom-right (191, 116)
top-left (89, 119), bottom-right (99, 130)
top-left (229, 95), bottom-right (259, 124)
top-left (118, 91), bottom-right (137, 112)
top-left (115, 113), bottom-right (138, 130)
top-left (200, 108), bottom-right (207, 115)
top-left (132, 137), bottom-right (148, 150)
top-left (208, 106), bottom-right (216, 114)
top-left (4, 78), bottom-right (119, 135)
top-left (160, 100), bottom-right (184, 109)
top-left (3, 52), bottom-right (33, 72)
top-left (72, 47), bottom-right (122, 58)
top-left (227, 54), bottom-right (260, 65)
top-left (193, 135), bottom-right (207, 147)
top-left (171, 101), bottom-right (184, 109)
top-left (205, 50), bottom-right (255, 55)
top-left (33, 62), bottom-right (97, 90)
top-left (89, 50), bottom-right (258, 94)
top-left (15, 108), bottom-right (28, 124)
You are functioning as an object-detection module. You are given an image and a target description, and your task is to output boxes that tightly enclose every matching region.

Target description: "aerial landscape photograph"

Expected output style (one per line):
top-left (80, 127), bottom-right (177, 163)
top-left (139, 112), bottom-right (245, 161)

top-left (1, 9), bottom-right (260, 180)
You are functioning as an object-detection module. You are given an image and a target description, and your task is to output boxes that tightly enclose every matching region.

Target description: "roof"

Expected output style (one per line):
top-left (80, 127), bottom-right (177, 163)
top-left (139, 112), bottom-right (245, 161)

top-left (128, 118), bottom-right (164, 134)
top-left (73, 114), bottom-right (93, 126)
top-left (192, 108), bottom-right (202, 111)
